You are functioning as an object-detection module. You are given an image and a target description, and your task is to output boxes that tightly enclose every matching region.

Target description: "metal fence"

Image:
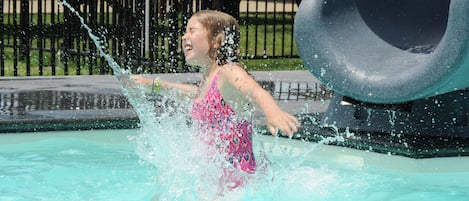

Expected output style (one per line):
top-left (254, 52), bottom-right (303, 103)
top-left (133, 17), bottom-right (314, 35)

top-left (1, 0), bottom-right (299, 76)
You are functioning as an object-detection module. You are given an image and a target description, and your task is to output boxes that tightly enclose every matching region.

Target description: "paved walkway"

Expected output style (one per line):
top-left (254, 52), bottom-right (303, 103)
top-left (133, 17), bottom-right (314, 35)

top-left (0, 70), bottom-right (330, 132)
top-left (0, 70), bottom-right (319, 92)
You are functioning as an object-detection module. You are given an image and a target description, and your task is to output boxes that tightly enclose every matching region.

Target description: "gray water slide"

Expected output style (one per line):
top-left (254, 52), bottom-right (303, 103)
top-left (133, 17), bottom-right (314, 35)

top-left (294, 0), bottom-right (469, 156)
top-left (295, 0), bottom-right (469, 104)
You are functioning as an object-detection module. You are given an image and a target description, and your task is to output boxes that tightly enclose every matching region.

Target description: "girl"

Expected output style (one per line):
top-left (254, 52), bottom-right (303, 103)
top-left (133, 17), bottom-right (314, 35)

top-left (133, 10), bottom-right (299, 191)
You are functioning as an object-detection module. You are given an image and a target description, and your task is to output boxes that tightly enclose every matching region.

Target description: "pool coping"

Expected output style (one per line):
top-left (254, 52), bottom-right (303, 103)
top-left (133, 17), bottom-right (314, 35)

top-left (0, 71), bottom-right (323, 133)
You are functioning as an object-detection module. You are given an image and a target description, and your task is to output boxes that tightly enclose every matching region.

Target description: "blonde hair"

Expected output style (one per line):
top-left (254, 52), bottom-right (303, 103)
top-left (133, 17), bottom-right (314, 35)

top-left (191, 10), bottom-right (240, 65)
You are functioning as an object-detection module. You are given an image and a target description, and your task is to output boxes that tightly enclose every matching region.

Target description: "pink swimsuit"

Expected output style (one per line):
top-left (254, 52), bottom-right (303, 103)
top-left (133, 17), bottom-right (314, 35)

top-left (192, 71), bottom-right (257, 175)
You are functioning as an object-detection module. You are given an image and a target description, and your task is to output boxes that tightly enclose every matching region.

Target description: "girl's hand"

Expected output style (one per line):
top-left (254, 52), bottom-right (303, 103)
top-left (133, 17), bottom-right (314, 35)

top-left (266, 110), bottom-right (300, 137)
top-left (131, 75), bottom-right (153, 85)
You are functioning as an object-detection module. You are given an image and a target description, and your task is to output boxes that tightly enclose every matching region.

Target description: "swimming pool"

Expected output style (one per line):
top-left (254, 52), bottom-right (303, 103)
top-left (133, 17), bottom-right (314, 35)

top-left (2, 3), bottom-right (467, 199)
top-left (1, 129), bottom-right (468, 201)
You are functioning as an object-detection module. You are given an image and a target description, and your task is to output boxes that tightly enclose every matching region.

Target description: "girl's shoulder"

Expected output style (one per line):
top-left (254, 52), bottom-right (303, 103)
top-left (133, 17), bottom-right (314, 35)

top-left (218, 62), bottom-right (257, 91)
top-left (218, 62), bottom-right (249, 79)
top-left (220, 62), bottom-right (245, 70)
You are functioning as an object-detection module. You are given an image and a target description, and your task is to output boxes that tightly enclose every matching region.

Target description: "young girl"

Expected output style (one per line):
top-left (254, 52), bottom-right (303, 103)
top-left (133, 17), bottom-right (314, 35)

top-left (133, 10), bottom-right (299, 191)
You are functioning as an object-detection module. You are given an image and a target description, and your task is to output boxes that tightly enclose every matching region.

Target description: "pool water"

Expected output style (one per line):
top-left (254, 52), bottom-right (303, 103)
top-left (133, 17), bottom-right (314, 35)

top-left (1, 129), bottom-right (468, 201)
top-left (0, 130), bottom-right (155, 201)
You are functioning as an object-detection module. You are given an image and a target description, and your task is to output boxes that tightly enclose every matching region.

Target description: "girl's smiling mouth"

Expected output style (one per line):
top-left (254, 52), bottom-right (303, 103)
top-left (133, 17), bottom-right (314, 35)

top-left (184, 45), bottom-right (192, 51)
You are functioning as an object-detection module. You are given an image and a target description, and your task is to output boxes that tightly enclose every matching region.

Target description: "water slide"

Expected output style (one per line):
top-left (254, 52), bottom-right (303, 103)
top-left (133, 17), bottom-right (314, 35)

top-left (294, 0), bottom-right (469, 157)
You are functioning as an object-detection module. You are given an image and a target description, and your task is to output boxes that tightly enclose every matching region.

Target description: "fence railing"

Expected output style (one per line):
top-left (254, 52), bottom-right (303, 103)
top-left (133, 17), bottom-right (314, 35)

top-left (1, 0), bottom-right (299, 76)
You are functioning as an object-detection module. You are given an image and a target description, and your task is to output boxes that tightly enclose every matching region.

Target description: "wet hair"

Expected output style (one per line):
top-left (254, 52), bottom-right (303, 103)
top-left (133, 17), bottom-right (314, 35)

top-left (191, 10), bottom-right (240, 65)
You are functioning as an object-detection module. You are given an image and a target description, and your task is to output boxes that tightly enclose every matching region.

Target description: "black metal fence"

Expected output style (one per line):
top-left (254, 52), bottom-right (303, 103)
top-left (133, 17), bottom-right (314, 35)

top-left (1, 0), bottom-right (299, 76)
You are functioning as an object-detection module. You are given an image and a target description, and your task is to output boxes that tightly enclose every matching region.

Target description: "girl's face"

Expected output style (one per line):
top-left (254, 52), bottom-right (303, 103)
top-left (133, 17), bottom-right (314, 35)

top-left (182, 17), bottom-right (212, 67)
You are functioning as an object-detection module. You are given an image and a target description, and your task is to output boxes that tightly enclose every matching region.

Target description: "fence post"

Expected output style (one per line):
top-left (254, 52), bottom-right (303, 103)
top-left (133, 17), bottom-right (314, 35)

top-left (50, 0), bottom-right (57, 75)
top-left (63, 2), bottom-right (72, 75)
top-left (20, 0), bottom-right (31, 75)
top-left (219, 0), bottom-right (241, 20)
top-left (0, 0), bottom-right (4, 76)
top-left (99, 0), bottom-right (107, 74)
top-left (168, 0), bottom-right (179, 70)
top-left (89, 0), bottom-right (99, 75)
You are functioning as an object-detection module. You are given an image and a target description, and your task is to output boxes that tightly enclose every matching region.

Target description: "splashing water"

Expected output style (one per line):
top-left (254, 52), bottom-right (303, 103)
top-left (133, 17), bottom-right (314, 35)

top-left (60, 1), bottom-right (350, 200)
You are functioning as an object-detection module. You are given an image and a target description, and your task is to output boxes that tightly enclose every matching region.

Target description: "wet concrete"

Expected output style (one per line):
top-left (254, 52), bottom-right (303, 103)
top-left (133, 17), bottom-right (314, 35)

top-left (0, 71), bottom-right (330, 132)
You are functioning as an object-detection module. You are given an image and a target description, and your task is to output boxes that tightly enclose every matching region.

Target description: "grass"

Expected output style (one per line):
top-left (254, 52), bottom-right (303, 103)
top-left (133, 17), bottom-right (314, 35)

top-left (1, 51), bottom-right (305, 76)
top-left (242, 58), bottom-right (305, 71)
top-left (1, 37), bottom-right (109, 76)
top-left (1, 41), bottom-right (305, 76)
top-left (1, 12), bottom-right (304, 76)
top-left (239, 13), bottom-right (298, 57)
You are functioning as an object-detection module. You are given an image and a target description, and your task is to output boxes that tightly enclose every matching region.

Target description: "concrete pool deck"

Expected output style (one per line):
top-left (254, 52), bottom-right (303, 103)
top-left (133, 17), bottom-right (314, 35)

top-left (2, 70), bottom-right (469, 159)
top-left (0, 70), bottom-right (329, 132)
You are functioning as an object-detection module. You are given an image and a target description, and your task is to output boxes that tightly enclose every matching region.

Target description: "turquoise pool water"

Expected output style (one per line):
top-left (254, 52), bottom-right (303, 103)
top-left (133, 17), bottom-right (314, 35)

top-left (0, 130), bottom-right (154, 201)
top-left (1, 129), bottom-right (468, 201)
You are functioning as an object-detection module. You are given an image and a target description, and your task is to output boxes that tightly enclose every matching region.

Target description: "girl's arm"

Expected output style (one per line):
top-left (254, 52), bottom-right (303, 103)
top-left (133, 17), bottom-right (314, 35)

top-left (219, 64), bottom-right (300, 137)
top-left (132, 75), bottom-right (199, 96)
